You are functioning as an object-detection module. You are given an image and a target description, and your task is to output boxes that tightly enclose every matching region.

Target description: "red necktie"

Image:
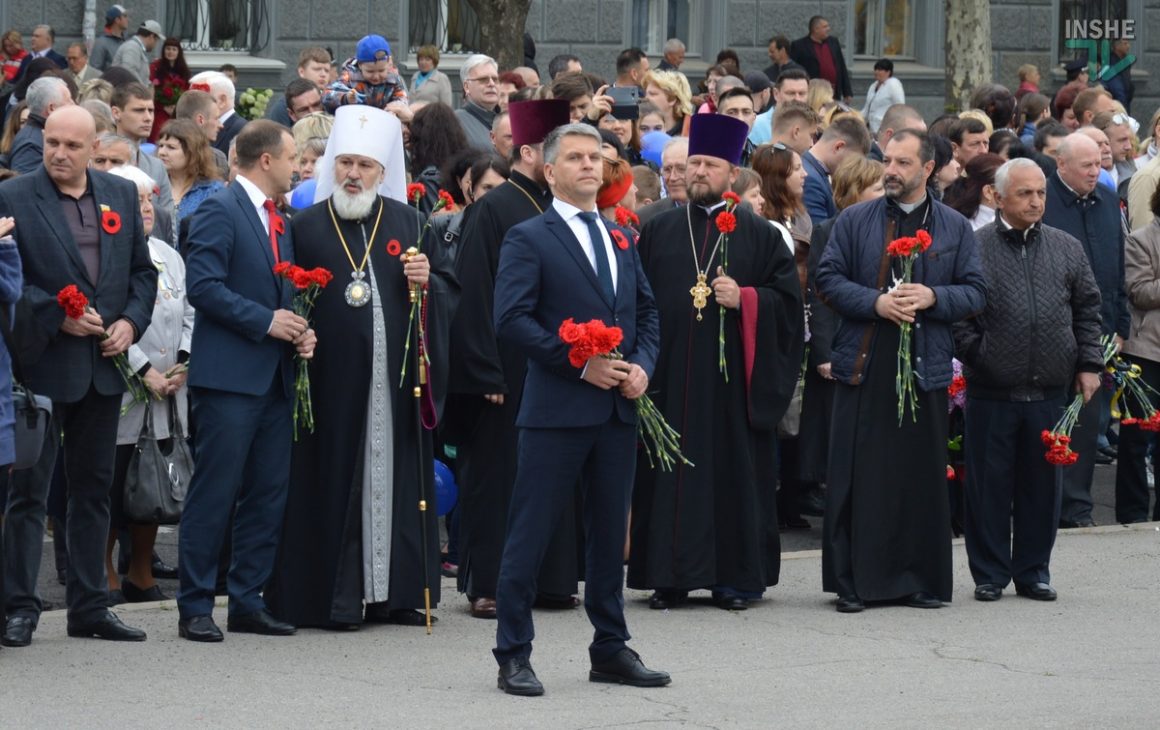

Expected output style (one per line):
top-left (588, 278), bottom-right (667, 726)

top-left (263, 199), bottom-right (284, 263)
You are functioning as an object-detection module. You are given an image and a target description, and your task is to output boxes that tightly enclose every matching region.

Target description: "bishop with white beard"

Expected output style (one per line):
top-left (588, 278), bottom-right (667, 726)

top-left (265, 105), bottom-right (459, 628)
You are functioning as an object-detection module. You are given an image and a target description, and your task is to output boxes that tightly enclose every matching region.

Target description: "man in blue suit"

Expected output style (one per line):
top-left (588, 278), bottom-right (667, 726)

top-left (491, 123), bottom-right (667, 696)
top-left (178, 120), bottom-right (316, 642)
top-left (801, 116), bottom-right (872, 225)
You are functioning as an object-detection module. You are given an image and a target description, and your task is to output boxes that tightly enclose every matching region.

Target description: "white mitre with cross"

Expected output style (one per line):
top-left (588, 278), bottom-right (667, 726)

top-left (313, 104), bottom-right (407, 205)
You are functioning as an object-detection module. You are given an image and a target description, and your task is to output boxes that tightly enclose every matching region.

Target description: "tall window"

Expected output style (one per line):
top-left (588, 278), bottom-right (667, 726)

top-left (410, 0), bottom-right (481, 53)
top-left (1058, 0), bottom-right (1129, 62)
top-left (854, 0), bottom-right (914, 58)
top-left (167, 0), bottom-right (269, 52)
top-left (630, 0), bottom-right (699, 55)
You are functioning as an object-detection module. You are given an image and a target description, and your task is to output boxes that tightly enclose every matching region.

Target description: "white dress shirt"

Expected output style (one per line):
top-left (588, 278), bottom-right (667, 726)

top-left (234, 173), bottom-right (272, 234)
top-left (553, 198), bottom-right (618, 294)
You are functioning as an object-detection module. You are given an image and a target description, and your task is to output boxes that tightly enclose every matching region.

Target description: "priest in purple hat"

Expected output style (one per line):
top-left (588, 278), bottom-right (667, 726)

top-left (628, 116), bottom-right (804, 611)
top-left (446, 99), bottom-right (580, 621)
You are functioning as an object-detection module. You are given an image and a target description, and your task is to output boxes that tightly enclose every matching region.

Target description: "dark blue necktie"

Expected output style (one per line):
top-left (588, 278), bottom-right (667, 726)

top-left (578, 211), bottom-right (615, 304)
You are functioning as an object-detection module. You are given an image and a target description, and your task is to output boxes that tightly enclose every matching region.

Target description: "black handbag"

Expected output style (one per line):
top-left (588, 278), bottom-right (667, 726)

top-left (123, 396), bottom-right (193, 524)
top-left (0, 307), bottom-right (52, 470)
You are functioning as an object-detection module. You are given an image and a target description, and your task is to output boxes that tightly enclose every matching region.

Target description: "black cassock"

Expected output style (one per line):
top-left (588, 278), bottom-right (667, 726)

top-left (265, 196), bottom-right (457, 627)
top-left (821, 200), bottom-right (953, 603)
top-left (445, 172), bottom-right (581, 601)
top-left (628, 204), bottom-right (803, 595)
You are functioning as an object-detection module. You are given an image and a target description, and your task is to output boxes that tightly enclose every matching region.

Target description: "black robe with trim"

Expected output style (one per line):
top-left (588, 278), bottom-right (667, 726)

top-left (265, 196), bottom-right (458, 626)
top-left (446, 171), bottom-right (581, 600)
top-left (627, 203), bottom-right (804, 594)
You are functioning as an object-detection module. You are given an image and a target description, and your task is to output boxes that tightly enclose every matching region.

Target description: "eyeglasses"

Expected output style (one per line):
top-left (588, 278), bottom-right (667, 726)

top-left (660, 164), bottom-right (686, 176)
top-left (467, 75), bottom-right (499, 85)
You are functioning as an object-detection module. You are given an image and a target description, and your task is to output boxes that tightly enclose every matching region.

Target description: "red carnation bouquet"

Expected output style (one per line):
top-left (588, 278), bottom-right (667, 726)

top-left (274, 263), bottom-right (334, 438)
top-left (885, 229), bottom-right (933, 423)
top-left (558, 318), bottom-right (691, 471)
top-left (1109, 339), bottom-right (1160, 431)
top-left (1043, 336), bottom-right (1121, 465)
top-left (154, 73), bottom-right (187, 108)
top-left (715, 191), bottom-right (741, 380)
top-left (56, 284), bottom-right (149, 406)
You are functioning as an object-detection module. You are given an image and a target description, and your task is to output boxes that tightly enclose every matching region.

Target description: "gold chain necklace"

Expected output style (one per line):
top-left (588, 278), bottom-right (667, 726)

top-left (686, 204), bottom-right (724, 321)
top-left (327, 197), bottom-right (384, 307)
top-left (509, 179), bottom-right (545, 214)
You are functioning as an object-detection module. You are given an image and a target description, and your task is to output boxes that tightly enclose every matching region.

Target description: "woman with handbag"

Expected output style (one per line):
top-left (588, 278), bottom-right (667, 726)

top-left (104, 166), bottom-right (194, 603)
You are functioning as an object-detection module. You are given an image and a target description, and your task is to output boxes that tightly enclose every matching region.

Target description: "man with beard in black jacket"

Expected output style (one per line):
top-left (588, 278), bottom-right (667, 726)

top-left (955, 158), bottom-right (1104, 604)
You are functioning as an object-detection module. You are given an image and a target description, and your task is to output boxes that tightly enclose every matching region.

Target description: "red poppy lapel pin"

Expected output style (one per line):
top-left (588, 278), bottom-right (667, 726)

top-left (611, 228), bottom-right (631, 250)
top-left (99, 204), bottom-right (121, 235)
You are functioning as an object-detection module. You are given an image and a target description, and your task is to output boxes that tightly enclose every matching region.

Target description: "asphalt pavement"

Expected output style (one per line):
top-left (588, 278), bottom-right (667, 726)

top-left (5, 461), bottom-right (1158, 728)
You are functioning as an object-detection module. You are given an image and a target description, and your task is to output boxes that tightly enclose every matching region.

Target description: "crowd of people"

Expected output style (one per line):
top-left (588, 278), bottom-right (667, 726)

top-left (0, 6), bottom-right (1155, 696)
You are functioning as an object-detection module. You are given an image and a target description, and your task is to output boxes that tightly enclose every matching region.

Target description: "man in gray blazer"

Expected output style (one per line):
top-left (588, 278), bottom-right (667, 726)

top-left (111, 20), bottom-right (162, 85)
top-left (0, 106), bottom-right (157, 647)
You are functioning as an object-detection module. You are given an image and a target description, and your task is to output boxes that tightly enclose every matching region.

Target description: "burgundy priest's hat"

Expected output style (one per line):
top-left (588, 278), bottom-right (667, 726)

top-left (509, 99), bottom-right (572, 148)
top-left (688, 114), bottom-right (749, 165)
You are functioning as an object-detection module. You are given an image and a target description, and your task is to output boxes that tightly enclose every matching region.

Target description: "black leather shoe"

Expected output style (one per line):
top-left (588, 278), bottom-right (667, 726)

top-left (1015, 582), bottom-right (1057, 601)
top-left (715, 595), bottom-right (748, 611)
top-left (1099, 444), bottom-right (1118, 459)
top-left (67, 610), bottom-right (147, 641)
top-left (386, 609), bottom-right (437, 627)
top-left (1, 616), bottom-right (35, 647)
top-left (533, 593), bottom-right (580, 609)
top-left (179, 615), bottom-right (224, 642)
top-left (590, 648), bottom-right (671, 687)
top-left (122, 580), bottom-right (169, 603)
top-left (835, 595), bottom-right (864, 613)
top-left (779, 515), bottom-right (811, 530)
top-left (227, 610), bottom-right (296, 636)
top-left (905, 592), bottom-right (943, 609)
top-left (498, 656), bottom-right (544, 696)
top-left (648, 590), bottom-right (688, 610)
top-left (974, 584), bottom-right (1003, 602)
top-left (1094, 452), bottom-right (1115, 465)
top-left (1059, 517), bottom-right (1096, 529)
top-left (151, 553), bottom-right (179, 580)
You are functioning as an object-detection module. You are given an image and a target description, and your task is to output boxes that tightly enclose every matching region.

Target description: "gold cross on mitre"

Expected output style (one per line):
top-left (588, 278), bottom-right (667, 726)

top-left (358, 113), bottom-right (369, 129)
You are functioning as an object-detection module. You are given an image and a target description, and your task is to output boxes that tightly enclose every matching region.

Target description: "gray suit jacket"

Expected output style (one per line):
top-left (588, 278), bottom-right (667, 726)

top-left (0, 167), bottom-right (157, 402)
top-left (111, 36), bottom-right (151, 84)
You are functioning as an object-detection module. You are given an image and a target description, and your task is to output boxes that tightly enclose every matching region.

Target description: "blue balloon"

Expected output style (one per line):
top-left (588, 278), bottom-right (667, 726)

top-left (640, 130), bottom-right (672, 167)
top-left (290, 178), bottom-right (318, 210)
top-left (433, 459), bottom-right (458, 516)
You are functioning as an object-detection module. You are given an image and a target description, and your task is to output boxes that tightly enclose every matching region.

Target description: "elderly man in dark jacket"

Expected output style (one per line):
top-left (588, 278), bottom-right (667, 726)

top-left (816, 129), bottom-right (986, 612)
top-left (1043, 133), bottom-right (1128, 528)
top-left (956, 159), bottom-right (1104, 603)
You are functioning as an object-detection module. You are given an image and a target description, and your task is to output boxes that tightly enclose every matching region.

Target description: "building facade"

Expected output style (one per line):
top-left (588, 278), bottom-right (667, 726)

top-left (0, 1), bottom-right (1154, 125)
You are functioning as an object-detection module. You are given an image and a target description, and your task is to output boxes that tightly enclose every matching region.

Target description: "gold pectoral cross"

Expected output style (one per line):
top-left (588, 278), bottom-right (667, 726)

top-left (690, 273), bottom-right (711, 321)
top-left (358, 113), bottom-right (369, 128)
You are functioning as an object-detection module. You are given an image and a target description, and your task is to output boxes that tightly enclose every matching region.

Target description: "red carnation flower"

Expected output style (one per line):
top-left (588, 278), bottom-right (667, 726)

top-left (715, 211), bottom-right (737, 235)
top-left (436, 189), bottom-right (455, 211)
top-left (722, 191), bottom-right (741, 207)
top-left (56, 284), bottom-right (89, 319)
top-left (406, 183), bottom-right (426, 204)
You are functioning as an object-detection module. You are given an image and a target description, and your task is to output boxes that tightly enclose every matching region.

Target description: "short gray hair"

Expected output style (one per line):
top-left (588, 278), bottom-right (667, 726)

top-left (994, 157), bottom-right (1044, 196)
top-left (26, 76), bottom-right (70, 116)
top-left (543, 123), bottom-right (602, 165)
top-left (82, 99), bottom-right (115, 128)
top-left (663, 38), bottom-right (685, 54)
top-left (97, 131), bottom-right (134, 150)
top-left (461, 54), bottom-right (496, 83)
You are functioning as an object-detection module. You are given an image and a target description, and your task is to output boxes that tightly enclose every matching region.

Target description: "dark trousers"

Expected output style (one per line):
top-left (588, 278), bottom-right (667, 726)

top-left (494, 420), bottom-right (634, 666)
top-left (3, 386), bottom-right (120, 623)
top-left (1114, 354), bottom-right (1160, 523)
top-left (1060, 391), bottom-right (1099, 523)
top-left (963, 396), bottom-right (1064, 588)
top-left (177, 383), bottom-right (291, 620)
